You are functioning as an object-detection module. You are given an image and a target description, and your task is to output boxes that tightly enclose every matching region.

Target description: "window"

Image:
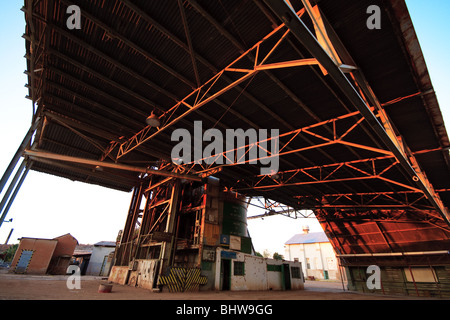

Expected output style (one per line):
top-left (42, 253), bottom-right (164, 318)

top-left (267, 264), bottom-right (282, 272)
top-left (234, 261), bottom-right (245, 276)
top-left (291, 267), bottom-right (301, 279)
top-left (404, 267), bottom-right (437, 283)
top-left (306, 258), bottom-right (311, 269)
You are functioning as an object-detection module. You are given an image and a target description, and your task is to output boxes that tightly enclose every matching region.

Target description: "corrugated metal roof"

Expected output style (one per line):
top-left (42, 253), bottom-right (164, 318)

top-left (285, 232), bottom-right (329, 245)
top-left (94, 241), bottom-right (116, 247)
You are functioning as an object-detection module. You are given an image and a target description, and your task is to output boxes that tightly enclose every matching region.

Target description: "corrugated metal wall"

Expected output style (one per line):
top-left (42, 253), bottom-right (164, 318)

top-left (346, 265), bottom-right (450, 298)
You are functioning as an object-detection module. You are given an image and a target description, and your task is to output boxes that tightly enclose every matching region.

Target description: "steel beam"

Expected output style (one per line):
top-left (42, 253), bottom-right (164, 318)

top-left (114, 9), bottom-right (318, 159)
top-left (263, 0), bottom-right (450, 226)
top-left (23, 149), bottom-right (202, 182)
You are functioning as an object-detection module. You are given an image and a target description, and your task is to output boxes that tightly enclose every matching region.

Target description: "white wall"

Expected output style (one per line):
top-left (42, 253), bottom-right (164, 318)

top-left (285, 242), bottom-right (339, 280)
top-left (85, 246), bottom-right (115, 276)
top-left (215, 248), bottom-right (304, 291)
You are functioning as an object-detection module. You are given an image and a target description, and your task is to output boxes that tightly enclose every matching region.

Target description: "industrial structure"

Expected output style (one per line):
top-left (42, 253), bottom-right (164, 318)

top-left (1, 0), bottom-right (450, 296)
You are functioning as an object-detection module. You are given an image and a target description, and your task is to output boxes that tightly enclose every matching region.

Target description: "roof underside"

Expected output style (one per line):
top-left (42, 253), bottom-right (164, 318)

top-left (23, 0), bottom-right (450, 256)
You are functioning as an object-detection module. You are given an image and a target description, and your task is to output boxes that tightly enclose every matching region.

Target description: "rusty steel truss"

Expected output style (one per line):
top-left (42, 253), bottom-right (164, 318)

top-left (93, 0), bottom-right (450, 227)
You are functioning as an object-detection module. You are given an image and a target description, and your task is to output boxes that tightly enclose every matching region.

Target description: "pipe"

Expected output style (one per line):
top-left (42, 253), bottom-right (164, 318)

top-left (337, 250), bottom-right (449, 257)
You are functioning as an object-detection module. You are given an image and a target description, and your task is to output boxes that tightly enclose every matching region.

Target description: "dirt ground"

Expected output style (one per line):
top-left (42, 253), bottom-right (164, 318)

top-left (0, 269), bottom-right (441, 301)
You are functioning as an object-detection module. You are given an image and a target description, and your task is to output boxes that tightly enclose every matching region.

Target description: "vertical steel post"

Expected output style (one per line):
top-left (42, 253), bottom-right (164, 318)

top-left (116, 181), bottom-right (144, 266)
top-left (0, 121), bottom-right (39, 194)
top-left (0, 161), bottom-right (28, 228)
top-left (408, 266), bottom-right (420, 297)
top-left (0, 162), bottom-right (31, 229)
top-left (158, 181), bottom-right (180, 276)
top-left (4, 228), bottom-right (14, 245)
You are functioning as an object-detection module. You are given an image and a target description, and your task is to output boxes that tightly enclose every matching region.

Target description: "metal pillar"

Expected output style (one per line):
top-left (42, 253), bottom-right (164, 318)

top-left (158, 181), bottom-right (181, 277)
top-left (0, 161), bottom-right (31, 228)
top-left (0, 121), bottom-right (38, 194)
top-left (4, 228), bottom-right (14, 245)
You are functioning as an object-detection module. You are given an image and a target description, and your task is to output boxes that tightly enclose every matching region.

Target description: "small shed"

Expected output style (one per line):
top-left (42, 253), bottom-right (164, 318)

top-left (47, 234), bottom-right (79, 274)
top-left (71, 244), bottom-right (93, 275)
top-left (10, 233), bottom-right (78, 275)
top-left (85, 241), bottom-right (116, 276)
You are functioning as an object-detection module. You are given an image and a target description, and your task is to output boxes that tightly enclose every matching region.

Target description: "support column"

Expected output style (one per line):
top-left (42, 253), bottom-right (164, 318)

top-left (0, 161), bottom-right (29, 229)
top-left (0, 121), bottom-right (39, 194)
top-left (115, 181), bottom-right (145, 266)
top-left (158, 181), bottom-right (181, 276)
top-left (0, 162), bottom-right (32, 229)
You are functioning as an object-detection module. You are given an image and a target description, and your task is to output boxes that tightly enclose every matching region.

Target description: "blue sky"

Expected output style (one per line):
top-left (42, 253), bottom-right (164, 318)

top-left (406, 0), bottom-right (450, 121)
top-left (0, 1), bottom-right (449, 254)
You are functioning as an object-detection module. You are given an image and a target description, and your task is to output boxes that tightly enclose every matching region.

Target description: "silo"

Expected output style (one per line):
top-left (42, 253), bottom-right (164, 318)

top-left (220, 192), bottom-right (252, 254)
top-left (221, 192), bottom-right (248, 237)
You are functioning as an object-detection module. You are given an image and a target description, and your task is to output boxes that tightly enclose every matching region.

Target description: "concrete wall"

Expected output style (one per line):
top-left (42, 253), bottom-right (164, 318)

top-left (285, 242), bottom-right (339, 280)
top-left (231, 254), bottom-right (267, 291)
top-left (109, 250), bottom-right (304, 293)
top-left (214, 248), bottom-right (304, 291)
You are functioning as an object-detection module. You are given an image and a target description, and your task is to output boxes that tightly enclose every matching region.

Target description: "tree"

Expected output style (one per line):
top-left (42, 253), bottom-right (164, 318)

top-left (272, 252), bottom-right (284, 260)
top-left (262, 249), bottom-right (271, 258)
top-left (4, 244), bottom-right (18, 262)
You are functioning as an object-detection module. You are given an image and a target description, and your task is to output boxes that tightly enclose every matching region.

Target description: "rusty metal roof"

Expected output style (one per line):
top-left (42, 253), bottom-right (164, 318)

top-left (21, 0), bottom-right (450, 256)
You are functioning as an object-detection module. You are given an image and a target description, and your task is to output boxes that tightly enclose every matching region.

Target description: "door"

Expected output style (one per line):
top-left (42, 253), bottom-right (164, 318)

top-left (99, 255), bottom-right (109, 276)
top-left (282, 264), bottom-right (291, 290)
top-left (15, 250), bottom-right (34, 273)
top-left (221, 259), bottom-right (231, 290)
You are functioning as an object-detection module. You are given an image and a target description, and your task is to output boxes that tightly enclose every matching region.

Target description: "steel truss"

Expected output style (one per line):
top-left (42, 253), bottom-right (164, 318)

top-left (115, 7), bottom-right (314, 159)
top-left (96, 0), bottom-right (449, 226)
top-left (13, 0), bottom-right (449, 230)
top-left (247, 196), bottom-right (315, 220)
top-left (178, 109), bottom-right (387, 171)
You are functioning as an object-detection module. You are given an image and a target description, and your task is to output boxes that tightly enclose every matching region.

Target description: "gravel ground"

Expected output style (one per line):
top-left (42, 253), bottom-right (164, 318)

top-left (0, 269), bottom-right (434, 300)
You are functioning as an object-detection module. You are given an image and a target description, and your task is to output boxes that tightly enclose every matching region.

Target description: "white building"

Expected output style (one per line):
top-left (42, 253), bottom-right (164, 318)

top-left (85, 241), bottom-right (116, 276)
top-left (214, 248), bottom-right (304, 291)
top-left (284, 227), bottom-right (340, 280)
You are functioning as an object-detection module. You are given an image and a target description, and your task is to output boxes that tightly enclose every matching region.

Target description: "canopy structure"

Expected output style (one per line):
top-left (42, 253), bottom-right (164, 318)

top-left (3, 0), bottom-right (450, 258)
